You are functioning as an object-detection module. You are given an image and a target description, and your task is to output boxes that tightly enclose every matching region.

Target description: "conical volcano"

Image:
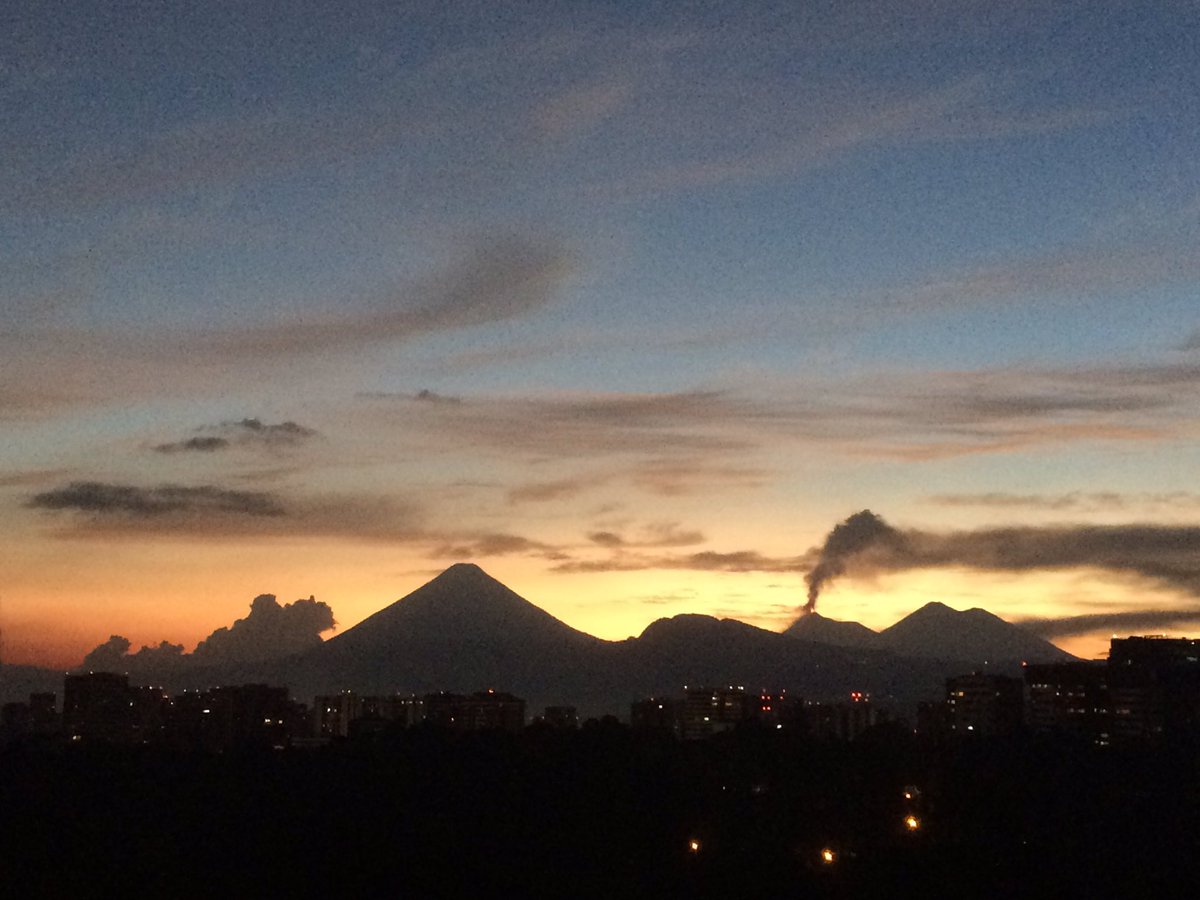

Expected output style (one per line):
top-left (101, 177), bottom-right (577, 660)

top-left (327, 563), bottom-right (599, 652)
top-left (294, 563), bottom-right (605, 703)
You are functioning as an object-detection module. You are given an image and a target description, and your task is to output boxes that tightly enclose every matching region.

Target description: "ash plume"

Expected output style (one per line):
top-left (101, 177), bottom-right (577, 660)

top-left (803, 510), bottom-right (907, 613)
top-left (801, 510), bottom-right (1200, 615)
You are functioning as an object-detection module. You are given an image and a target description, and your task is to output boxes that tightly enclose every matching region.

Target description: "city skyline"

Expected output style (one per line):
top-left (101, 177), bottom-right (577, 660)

top-left (5, 2), bottom-right (1200, 668)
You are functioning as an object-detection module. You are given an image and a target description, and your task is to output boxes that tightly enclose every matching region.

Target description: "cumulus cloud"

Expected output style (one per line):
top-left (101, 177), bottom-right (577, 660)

top-left (192, 594), bottom-right (335, 663)
top-left (79, 636), bottom-right (186, 675)
top-left (79, 635), bottom-right (132, 672)
top-left (77, 595), bottom-right (334, 673)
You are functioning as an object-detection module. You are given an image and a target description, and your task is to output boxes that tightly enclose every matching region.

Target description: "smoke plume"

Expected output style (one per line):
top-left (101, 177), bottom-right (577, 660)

top-left (802, 510), bottom-right (1200, 613)
top-left (803, 510), bottom-right (906, 613)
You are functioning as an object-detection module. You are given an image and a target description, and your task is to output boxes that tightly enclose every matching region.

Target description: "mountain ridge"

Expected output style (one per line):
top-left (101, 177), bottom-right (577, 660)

top-left (18, 565), bottom-right (1078, 715)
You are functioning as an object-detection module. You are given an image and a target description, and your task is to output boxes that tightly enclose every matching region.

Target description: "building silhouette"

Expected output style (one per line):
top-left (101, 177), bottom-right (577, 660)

top-left (1108, 636), bottom-right (1200, 742)
top-left (945, 673), bottom-right (1023, 737)
top-left (681, 685), bottom-right (750, 739)
top-left (423, 690), bottom-right (525, 733)
top-left (63, 672), bottom-right (135, 742)
top-left (1024, 661), bottom-right (1110, 745)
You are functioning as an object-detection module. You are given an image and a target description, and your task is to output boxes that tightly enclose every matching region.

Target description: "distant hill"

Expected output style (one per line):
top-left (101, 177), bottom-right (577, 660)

top-left (876, 601), bottom-right (1074, 665)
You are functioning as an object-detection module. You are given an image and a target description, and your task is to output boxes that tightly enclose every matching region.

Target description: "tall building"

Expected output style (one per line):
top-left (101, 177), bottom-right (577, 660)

top-left (1024, 662), bottom-right (1110, 745)
top-left (63, 672), bottom-right (135, 742)
top-left (315, 692), bottom-right (426, 737)
top-left (423, 690), bottom-right (525, 733)
top-left (681, 685), bottom-right (750, 740)
top-left (806, 692), bottom-right (885, 741)
top-left (630, 697), bottom-right (682, 736)
top-left (945, 673), bottom-right (1023, 737)
top-left (1108, 636), bottom-right (1200, 742)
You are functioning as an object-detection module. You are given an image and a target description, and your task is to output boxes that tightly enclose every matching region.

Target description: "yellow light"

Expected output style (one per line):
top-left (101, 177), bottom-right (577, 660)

top-left (688, 839), bottom-right (701, 853)
top-left (821, 848), bottom-right (836, 864)
top-left (904, 815), bottom-right (921, 831)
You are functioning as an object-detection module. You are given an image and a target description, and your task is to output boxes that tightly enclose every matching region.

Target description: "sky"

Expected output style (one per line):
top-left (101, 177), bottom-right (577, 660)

top-left (4, 1), bottom-right (1200, 668)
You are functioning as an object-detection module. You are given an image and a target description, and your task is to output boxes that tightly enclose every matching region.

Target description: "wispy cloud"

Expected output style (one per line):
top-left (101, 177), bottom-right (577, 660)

top-left (26, 480), bottom-right (423, 542)
top-left (0, 237), bottom-right (573, 415)
top-left (359, 354), bottom-right (1200, 472)
top-left (428, 533), bottom-right (555, 559)
top-left (29, 482), bottom-right (285, 518)
top-left (154, 418), bottom-right (317, 454)
top-left (507, 475), bottom-right (604, 505)
top-left (0, 468), bottom-right (72, 489)
top-left (585, 522), bottom-right (705, 548)
top-left (928, 491), bottom-right (1200, 512)
top-left (185, 237), bottom-right (573, 359)
top-left (553, 549), bottom-right (806, 575)
top-left (1016, 608), bottom-right (1200, 640)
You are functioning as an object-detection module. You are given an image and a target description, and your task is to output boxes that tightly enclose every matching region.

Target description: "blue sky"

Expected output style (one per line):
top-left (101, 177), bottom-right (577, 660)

top-left (3, 1), bottom-right (1200, 666)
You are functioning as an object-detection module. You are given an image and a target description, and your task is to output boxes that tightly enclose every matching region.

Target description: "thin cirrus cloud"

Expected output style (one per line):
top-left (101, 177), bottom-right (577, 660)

top-left (173, 236), bottom-right (574, 360)
top-left (0, 236), bottom-right (573, 414)
top-left (361, 354), bottom-right (1200, 470)
top-left (928, 491), bottom-right (1200, 512)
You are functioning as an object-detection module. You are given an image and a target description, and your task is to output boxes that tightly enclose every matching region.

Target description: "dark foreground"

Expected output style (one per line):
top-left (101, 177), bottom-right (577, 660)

top-left (3, 723), bottom-right (1198, 898)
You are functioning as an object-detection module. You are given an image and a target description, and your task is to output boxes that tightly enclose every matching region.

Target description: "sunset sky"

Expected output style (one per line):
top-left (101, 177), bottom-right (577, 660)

top-left (4, 1), bottom-right (1200, 668)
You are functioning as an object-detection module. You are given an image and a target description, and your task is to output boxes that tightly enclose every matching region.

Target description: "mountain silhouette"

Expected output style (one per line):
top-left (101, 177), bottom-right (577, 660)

top-left (288, 563), bottom-right (608, 703)
top-left (39, 565), bottom-right (1077, 718)
top-left (876, 601), bottom-right (1073, 664)
top-left (783, 612), bottom-right (882, 649)
top-left (327, 563), bottom-right (599, 653)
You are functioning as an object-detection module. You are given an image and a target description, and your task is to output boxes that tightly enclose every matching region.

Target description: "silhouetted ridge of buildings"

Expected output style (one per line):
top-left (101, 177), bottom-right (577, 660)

top-left (632, 685), bottom-right (886, 741)
top-left (921, 635), bottom-right (1200, 744)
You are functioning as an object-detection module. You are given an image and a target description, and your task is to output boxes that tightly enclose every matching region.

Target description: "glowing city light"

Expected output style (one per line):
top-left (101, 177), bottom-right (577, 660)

top-left (688, 839), bottom-right (701, 853)
top-left (821, 848), bottom-right (836, 864)
top-left (904, 815), bottom-right (921, 831)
